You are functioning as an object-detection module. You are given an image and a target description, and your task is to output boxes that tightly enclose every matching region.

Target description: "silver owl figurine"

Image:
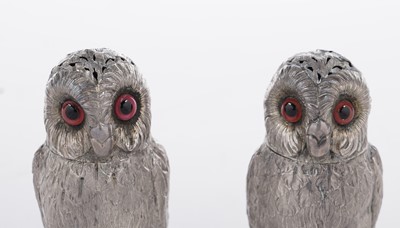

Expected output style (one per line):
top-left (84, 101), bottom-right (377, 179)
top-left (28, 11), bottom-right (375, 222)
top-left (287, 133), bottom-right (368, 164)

top-left (33, 49), bottom-right (169, 228)
top-left (247, 50), bottom-right (383, 228)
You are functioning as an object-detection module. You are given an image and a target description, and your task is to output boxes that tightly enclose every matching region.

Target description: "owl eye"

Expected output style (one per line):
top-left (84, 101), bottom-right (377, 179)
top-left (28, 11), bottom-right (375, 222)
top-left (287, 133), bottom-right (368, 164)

top-left (114, 94), bottom-right (137, 121)
top-left (61, 100), bottom-right (85, 126)
top-left (333, 100), bottom-right (355, 125)
top-left (280, 97), bottom-right (302, 123)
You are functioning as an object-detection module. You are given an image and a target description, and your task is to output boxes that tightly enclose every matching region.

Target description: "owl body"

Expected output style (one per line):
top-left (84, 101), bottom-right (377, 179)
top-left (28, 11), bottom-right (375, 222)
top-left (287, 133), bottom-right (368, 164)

top-left (247, 50), bottom-right (382, 228)
top-left (33, 143), bottom-right (168, 228)
top-left (33, 49), bottom-right (169, 228)
top-left (247, 144), bottom-right (382, 228)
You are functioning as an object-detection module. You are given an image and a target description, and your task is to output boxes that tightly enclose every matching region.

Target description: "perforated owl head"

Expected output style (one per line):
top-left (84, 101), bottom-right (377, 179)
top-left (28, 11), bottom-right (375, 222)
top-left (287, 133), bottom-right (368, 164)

top-left (44, 48), bottom-right (151, 161)
top-left (264, 50), bottom-right (370, 162)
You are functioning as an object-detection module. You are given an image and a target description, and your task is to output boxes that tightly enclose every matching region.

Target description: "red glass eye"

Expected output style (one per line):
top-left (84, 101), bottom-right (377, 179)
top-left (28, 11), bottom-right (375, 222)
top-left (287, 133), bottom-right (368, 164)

top-left (61, 100), bottom-right (85, 126)
top-left (114, 94), bottom-right (137, 121)
top-left (281, 97), bottom-right (302, 123)
top-left (333, 100), bottom-right (355, 125)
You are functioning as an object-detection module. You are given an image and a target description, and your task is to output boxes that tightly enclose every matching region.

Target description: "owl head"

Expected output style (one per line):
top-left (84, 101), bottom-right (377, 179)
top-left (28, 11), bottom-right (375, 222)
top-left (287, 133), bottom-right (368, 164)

top-left (44, 48), bottom-right (151, 162)
top-left (264, 50), bottom-right (370, 162)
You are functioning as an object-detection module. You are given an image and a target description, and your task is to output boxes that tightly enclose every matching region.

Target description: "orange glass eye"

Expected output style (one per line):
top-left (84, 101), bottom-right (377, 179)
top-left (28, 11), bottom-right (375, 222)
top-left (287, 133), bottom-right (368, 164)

top-left (114, 94), bottom-right (137, 121)
top-left (281, 97), bottom-right (302, 123)
top-left (333, 100), bottom-right (355, 125)
top-left (61, 100), bottom-right (85, 126)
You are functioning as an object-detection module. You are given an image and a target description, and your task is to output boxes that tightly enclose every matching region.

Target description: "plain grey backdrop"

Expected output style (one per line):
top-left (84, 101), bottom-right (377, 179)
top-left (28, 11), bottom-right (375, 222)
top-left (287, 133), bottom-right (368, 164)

top-left (0, 0), bottom-right (399, 227)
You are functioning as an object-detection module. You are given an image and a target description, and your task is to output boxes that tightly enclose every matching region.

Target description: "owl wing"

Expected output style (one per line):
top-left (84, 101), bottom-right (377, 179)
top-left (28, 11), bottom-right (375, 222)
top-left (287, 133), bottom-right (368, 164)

top-left (150, 142), bottom-right (170, 227)
top-left (369, 144), bottom-right (383, 227)
top-left (247, 145), bottom-right (273, 228)
top-left (32, 144), bottom-right (46, 222)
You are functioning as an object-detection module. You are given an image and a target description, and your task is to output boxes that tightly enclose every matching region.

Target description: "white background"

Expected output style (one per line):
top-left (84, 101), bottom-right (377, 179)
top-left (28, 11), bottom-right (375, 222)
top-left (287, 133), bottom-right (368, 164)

top-left (0, 0), bottom-right (399, 227)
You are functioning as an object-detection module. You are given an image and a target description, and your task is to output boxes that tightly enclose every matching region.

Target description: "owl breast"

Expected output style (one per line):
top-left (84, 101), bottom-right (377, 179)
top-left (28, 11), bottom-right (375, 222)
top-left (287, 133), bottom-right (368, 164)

top-left (247, 146), bottom-right (376, 228)
top-left (33, 145), bottom-right (167, 228)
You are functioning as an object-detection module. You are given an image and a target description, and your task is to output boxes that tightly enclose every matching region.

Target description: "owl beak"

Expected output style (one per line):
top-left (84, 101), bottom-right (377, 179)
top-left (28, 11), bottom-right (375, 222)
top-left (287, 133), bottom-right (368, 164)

top-left (90, 124), bottom-right (113, 157)
top-left (306, 119), bottom-right (331, 158)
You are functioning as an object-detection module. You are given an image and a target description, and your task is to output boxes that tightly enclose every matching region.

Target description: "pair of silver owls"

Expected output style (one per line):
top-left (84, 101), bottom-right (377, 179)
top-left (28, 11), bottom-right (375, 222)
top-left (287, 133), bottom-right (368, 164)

top-left (33, 49), bottom-right (382, 228)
